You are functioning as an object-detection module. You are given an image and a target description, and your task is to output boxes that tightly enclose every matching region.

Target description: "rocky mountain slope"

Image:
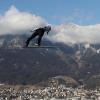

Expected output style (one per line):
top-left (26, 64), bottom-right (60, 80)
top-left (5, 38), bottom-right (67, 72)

top-left (0, 34), bottom-right (100, 88)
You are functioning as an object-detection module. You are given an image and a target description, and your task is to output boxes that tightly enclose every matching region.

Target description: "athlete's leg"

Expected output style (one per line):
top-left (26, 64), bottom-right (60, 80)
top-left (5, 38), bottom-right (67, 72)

top-left (25, 33), bottom-right (37, 47)
top-left (37, 35), bottom-right (43, 46)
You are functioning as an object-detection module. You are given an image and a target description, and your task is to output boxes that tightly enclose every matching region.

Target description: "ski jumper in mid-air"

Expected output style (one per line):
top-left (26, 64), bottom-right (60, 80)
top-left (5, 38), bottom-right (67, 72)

top-left (25, 26), bottom-right (51, 47)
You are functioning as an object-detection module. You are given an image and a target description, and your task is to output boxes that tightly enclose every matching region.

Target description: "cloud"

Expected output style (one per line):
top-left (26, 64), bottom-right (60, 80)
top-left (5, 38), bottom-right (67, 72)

top-left (0, 6), bottom-right (100, 44)
top-left (0, 5), bottom-right (47, 35)
top-left (48, 23), bottom-right (100, 44)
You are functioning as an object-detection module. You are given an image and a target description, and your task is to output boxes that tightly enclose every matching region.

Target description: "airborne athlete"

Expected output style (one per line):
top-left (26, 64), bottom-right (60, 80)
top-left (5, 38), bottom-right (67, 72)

top-left (25, 26), bottom-right (51, 47)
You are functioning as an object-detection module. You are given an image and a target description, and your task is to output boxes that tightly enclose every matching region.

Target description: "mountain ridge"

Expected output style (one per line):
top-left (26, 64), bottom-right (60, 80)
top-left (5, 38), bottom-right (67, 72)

top-left (0, 34), bottom-right (99, 88)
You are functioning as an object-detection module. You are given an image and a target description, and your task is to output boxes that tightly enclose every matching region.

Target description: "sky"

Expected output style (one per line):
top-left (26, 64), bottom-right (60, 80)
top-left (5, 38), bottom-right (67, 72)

top-left (0, 0), bottom-right (100, 44)
top-left (0, 0), bottom-right (100, 25)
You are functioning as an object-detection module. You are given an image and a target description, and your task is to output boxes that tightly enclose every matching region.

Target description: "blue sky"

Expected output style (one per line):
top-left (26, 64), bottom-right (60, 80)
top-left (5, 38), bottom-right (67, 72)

top-left (0, 0), bottom-right (100, 25)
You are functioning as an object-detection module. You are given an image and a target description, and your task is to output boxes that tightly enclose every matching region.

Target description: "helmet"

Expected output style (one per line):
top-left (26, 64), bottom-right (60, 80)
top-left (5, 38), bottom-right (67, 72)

top-left (44, 25), bottom-right (51, 32)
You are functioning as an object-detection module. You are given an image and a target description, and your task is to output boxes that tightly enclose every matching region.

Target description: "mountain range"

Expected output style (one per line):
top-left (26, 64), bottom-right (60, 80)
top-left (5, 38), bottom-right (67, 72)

top-left (0, 34), bottom-right (100, 89)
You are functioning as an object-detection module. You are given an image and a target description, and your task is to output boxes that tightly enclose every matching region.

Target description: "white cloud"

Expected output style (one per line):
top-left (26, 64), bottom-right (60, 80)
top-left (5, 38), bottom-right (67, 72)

top-left (0, 6), bottom-right (100, 44)
top-left (48, 23), bottom-right (100, 44)
top-left (0, 5), bottom-right (47, 35)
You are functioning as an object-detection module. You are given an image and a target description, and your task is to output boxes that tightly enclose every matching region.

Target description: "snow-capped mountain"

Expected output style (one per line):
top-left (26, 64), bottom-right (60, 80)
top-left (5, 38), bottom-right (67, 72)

top-left (0, 34), bottom-right (99, 88)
